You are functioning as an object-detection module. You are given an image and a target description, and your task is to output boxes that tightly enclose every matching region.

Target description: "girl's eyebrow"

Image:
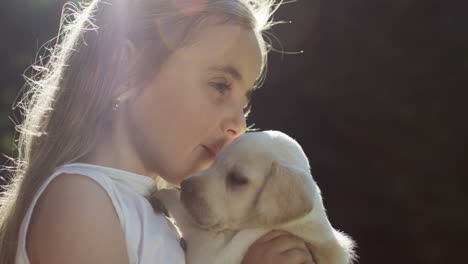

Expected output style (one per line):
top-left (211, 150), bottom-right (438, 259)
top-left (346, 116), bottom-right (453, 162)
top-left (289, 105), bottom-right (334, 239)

top-left (208, 64), bottom-right (243, 82)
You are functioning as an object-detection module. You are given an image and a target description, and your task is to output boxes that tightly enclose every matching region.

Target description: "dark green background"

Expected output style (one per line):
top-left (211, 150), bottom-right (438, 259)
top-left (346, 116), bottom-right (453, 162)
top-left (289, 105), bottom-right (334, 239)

top-left (1, 0), bottom-right (467, 263)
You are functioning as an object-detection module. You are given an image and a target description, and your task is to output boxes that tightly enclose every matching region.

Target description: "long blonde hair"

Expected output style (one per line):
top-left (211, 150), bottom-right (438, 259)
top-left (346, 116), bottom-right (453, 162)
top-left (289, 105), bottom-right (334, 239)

top-left (0, 0), bottom-right (284, 262)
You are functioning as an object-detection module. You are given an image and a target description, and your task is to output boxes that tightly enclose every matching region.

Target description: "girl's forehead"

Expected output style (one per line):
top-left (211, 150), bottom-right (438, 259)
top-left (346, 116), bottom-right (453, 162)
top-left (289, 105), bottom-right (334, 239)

top-left (173, 21), bottom-right (263, 85)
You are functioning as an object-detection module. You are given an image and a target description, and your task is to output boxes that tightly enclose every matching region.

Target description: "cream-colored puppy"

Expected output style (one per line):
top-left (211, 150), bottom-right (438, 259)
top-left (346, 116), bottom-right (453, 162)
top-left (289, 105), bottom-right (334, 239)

top-left (152, 130), bottom-right (356, 264)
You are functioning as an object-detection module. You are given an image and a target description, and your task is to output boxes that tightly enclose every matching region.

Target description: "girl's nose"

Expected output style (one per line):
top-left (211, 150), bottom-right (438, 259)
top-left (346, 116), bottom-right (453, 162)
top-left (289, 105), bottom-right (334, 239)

top-left (222, 108), bottom-right (247, 141)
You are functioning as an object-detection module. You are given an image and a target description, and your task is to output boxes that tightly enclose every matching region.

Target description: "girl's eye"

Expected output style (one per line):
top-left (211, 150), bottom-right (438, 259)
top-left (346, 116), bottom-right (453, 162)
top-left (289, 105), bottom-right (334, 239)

top-left (211, 81), bottom-right (231, 94)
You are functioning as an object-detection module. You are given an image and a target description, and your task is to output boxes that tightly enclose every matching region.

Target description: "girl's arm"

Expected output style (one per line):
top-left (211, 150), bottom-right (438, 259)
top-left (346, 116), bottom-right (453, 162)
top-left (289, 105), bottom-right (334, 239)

top-left (27, 174), bottom-right (129, 264)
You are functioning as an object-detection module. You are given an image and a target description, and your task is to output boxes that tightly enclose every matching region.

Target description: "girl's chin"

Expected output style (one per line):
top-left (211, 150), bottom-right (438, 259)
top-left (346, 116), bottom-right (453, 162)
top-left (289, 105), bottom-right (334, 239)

top-left (194, 160), bottom-right (214, 174)
top-left (158, 171), bottom-right (184, 188)
top-left (163, 159), bottom-right (214, 187)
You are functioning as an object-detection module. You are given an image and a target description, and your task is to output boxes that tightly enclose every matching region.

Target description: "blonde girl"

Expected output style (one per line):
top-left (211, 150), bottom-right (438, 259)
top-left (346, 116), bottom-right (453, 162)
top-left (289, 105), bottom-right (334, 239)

top-left (0, 0), bottom-right (315, 263)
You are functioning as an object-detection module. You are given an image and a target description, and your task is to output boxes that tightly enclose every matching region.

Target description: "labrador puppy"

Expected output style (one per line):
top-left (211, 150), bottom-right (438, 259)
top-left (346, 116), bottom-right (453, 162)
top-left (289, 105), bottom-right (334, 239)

top-left (151, 130), bottom-right (356, 264)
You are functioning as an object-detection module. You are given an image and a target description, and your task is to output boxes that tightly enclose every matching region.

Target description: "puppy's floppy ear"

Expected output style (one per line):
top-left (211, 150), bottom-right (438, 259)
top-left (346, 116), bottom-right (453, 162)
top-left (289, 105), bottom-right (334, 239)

top-left (255, 162), bottom-right (314, 226)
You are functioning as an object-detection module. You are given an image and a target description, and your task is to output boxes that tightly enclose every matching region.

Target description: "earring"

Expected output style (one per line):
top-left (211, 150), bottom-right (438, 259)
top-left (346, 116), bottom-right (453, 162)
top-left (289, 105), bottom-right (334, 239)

top-left (112, 82), bottom-right (134, 111)
top-left (112, 96), bottom-right (122, 111)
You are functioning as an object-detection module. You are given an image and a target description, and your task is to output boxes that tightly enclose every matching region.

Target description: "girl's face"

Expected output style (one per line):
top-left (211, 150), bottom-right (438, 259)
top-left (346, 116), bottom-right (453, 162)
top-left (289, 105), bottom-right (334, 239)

top-left (126, 19), bottom-right (263, 186)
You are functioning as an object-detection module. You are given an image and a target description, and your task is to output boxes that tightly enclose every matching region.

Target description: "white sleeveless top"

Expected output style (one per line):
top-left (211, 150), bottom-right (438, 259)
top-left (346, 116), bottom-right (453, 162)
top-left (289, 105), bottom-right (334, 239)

top-left (15, 163), bottom-right (186, 264)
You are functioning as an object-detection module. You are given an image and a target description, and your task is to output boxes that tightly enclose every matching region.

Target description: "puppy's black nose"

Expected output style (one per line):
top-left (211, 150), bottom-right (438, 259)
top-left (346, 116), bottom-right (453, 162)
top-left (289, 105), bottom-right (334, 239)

top-left (180, 178), bottom-right (196, 199)
top-left (179, 237), bottom-right (187, 251)
top-left (180, 179), bottom-right (190, 192)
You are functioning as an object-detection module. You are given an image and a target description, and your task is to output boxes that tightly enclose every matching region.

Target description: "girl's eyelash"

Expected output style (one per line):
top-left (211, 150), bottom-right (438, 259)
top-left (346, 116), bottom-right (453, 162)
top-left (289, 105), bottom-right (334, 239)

top-left (210, 80), bottom-right (251, 116)
top-left (211, 81), bottom-right (231, 94)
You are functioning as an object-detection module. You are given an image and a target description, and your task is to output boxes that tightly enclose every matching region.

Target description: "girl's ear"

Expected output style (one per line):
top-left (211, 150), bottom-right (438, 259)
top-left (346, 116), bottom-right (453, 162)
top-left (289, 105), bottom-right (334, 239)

top-left (122, 39), bottom-right (137, 68)
top-left (113, 39), bottom-right (140, 102)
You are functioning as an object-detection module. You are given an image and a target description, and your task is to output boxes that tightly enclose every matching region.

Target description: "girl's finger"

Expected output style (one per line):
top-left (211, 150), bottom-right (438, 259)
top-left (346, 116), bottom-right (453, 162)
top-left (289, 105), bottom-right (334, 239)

top-left (282, 248), bottom-right (314, 263)
top-left (268, 233), bottom-right (309, 253)
top-left (255, 230), bottom-right (290, 244)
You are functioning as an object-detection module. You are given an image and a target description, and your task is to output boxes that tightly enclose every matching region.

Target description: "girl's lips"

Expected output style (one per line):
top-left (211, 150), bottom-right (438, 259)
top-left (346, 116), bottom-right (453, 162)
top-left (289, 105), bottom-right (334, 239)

top-left (202, 140), bottom-right (226, 161)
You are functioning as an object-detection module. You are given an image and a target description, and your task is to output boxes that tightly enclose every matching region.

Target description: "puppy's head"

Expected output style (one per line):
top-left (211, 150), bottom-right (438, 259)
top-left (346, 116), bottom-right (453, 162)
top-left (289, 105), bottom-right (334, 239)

top-left (180, 130), bottom-right (317, 231)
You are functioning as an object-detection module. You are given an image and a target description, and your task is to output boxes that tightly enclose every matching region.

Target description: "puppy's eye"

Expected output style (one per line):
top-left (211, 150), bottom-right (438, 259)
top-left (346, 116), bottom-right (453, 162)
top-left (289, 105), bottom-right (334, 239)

top-left (227, 172), bottom-right (248, 186)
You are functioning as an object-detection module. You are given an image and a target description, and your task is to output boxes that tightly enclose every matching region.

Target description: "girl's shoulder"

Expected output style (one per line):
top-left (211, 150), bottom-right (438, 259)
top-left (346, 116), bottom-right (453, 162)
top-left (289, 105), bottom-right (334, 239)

top-left (26, 173), bottom-right (130, 264)
top-left (17, 165), bottom-right (185, 264)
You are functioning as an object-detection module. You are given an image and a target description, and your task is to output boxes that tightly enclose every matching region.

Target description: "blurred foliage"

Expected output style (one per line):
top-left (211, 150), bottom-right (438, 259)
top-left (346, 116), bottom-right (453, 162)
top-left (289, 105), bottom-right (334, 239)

top-left (1, 0), bottom-right (467, 263)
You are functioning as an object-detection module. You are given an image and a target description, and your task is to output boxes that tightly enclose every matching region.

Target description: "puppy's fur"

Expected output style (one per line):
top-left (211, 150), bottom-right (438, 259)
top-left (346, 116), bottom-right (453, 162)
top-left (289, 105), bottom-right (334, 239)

top-left (152, 130), bottom-right (356, 264)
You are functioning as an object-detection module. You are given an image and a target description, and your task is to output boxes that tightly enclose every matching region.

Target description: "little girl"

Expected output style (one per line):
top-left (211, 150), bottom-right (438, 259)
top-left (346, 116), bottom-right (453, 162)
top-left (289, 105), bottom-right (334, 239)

top-left (0, 1), bottom-right (315, 263)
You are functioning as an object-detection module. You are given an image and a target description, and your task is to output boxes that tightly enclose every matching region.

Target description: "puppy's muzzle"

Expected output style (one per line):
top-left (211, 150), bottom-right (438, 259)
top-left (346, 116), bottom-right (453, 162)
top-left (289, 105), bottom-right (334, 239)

top-left (180, 177), bottom-right (213, 227)
top-left (180, 178), bottom-right (198, 199)
top-left (180, 177), bottom-right (205, 211)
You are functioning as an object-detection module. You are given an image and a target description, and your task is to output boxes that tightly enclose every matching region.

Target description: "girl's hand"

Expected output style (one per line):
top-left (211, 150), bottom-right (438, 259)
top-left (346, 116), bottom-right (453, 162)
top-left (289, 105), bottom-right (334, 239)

top-left (241, 230), bottom-right (316, 264)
